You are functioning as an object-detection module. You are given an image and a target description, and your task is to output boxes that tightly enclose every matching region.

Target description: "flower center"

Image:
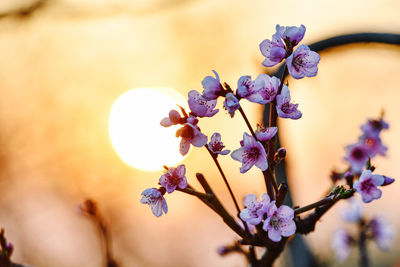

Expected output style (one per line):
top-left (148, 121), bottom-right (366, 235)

top-left (270, 216), bottom-right (281, 230)
top-left (245, 147), bottom-right (260, 160)
top-left (351, 147), bottom-right (366, 160)
top-left (212, 142), bottom-right (225, 152)
top-left (176, 125), bottom-right (194, 139)
top-left (281, 103), bottom-right (295, 113)
top-left (360, 178), bottom-right (374, 193)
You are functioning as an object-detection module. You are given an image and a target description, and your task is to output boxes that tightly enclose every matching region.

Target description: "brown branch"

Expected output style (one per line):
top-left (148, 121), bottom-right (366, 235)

top-left (0, 0), bottom-right (47, 20)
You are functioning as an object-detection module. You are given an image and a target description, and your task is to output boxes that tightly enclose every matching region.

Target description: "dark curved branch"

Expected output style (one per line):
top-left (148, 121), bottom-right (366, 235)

top-left (0, 0), bottom-right (48, 20)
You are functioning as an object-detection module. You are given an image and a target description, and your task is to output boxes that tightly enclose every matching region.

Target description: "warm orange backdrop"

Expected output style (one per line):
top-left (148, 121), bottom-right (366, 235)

top-left (0, 0), bottom-right (399, 266)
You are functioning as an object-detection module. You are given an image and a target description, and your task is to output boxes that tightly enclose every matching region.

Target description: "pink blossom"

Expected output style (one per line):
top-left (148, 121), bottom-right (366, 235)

top-left (231, 133), bottom-right (268, 173)
top-left (286, 44), bottom-right (320, 79)
top-left (159, 165), bottom-right (187, 193)
top-left (255, 125), bottom-right (278, 141)
top-left (208, 132), bottom-right (230, 156)
top-left (359, 135), bottom-right (387, 158)
top-left (237, 75), bottom-right (254, 98)
top-left (276, 85), bottom-right (302, 119)
top-left (239, 194), bottom-right (270, 225)
top-left (276, 24), bottom-right (306, 47)
top-left (140, 188), bottom-right (168, 217)
top-left (223, 93), bottom-right (239, 117)
top-left (175, 123), bottom-right (207, 156)
top-left (369, 217), bottom-right (395, 250)
top-left (332, 228), bottom-right (352, 262)
top-left (353, 170), bottom-right (384, 203)
top-left (262, 201), bottom-right (296, 242)
top-left (259, 33), bottom-right (286, 67)
top-left (361, 118), bottom-right (389, 138)
top-left (246, 74), bottom-right (280, 104)
top-left (344, 143), bottom-right (369, 173)
top-left (160, 109), bottom-right (183, 127)
top-left (188, 90), bottom-right (219, 118)
top-left (201, 70), bottom-right (224, 100)
top-left (340, 198), bottom-right (363, 223)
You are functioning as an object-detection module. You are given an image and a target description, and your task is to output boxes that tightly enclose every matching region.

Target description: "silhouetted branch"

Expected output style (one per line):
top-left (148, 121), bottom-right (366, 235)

top-left (0, 0), bottom-right (48, 20)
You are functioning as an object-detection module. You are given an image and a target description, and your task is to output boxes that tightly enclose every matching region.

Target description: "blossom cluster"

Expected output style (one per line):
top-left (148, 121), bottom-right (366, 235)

top-left (331, 117), bottom-right (395, 203)
top-left (139, 23), bottom-right (395, 265)
top-left (140, 165), bottom-right (187, 217)
top-left (332, 198), bottom-right (395, 261)
top-left (239, 194), bottom-right (296, 242)
top-left (345, 117), bottom-right (389, 174)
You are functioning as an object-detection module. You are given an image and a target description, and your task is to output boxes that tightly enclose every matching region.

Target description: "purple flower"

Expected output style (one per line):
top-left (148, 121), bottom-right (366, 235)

top-left (276, 24), bottom-right (306, 46)
top-left (332, 228), bottom-right (352, 262)
top-left (175, 123), bottom-right (207, 156)
top-left (240, 194), bottom-right (270, 225)
top-left (188, 90), bottom-right (219, 118)
top-left (353, 170), bottom-right (384, 203)
top-left (208, 132), bottom-right (230, 156)
top-left (140, 188), bottom-right (168, 217)
top-left (231, 133), bottom-right (268, 173)
top-left (223, 92), bottom-right (240, 117)
top-left (262, 201), bottom-right (296, 242)
top-left (340, 198), bottom-right (363, 223)
top-left (246, 74), bottom-right (280, 104)
top-left (344, 143), bottom-right (369, 173)
top-left (369, 217), bottom-right (395, 250)
top-left (201, 70), bottom-right (224, 100)
top-left (359, 135), bottom-right (387, 158)
top-left (255, 125), bottom-right (278, 141)
top-left (160, 109), bottom-right (183, 127)
top-left (361, 118), bottom-right (389, 138)
top-left (159, 165), bottom-right (187, 193)
top-left (237, 75), bottom-right (254, 98)
top-left (259, 33), bottom-right (286, 67)
top-left (276, 85), bottom-right (302, 119)
top-left (286, 44), bottom-right (320, 79)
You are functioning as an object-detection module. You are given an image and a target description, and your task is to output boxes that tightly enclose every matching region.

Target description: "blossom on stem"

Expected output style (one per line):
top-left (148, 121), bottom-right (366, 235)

top-left (160, 109), bottom-right (183, 127)
top-left (255, 125), bottom-right (277, 141)
top-left (176, 123), bottom-right (207, 156)
top-left (369, 217), bottom-right (395, 250)
top-left (344, 143), bottom-right (369, 173)
top-left (140, 188), bottom-right (168, 217)
top-left (276, 85), bottom-right (302, 119)
top-left (246, 74), bottom-right (280, 104)
top-left (208, 132), bottom-right (230, 156)
top-left (262, 201), bottom-right (296, 242)
top-left (237, 75), bottom-right (254, 98)
top-left (332, 228), bottom-right (352, 262)
top-left (188, 90), bottom-right (219, 118)
top-left (276, 24), bottom-right (306, 47)
top-left (286, 44), bottom-right (320, 79)
top-left (340, 198), bottom-right (363, 223)
top-left (359, 135), bottom-right (387, 158)
top-left (259, 33), bottom-right (286, 67)
top-left (231, 133), bottom-right (268, 173)
top-left (361, 118), bottom-right (389, 138)
top-left (239, 193), bottom-right (270, 225)
top-left (159, 165), bottom-right (187, 193)
top-left (223, 92), bottom-right (240, 117)
top-left (201, 70), bottom-right (224, 100)
top-left (353, 170), bottom-right (384, 203)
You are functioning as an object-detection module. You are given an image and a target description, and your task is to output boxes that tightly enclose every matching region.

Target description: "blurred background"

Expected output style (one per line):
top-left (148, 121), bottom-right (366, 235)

top-left (0, 0), bottom-right (400, 266)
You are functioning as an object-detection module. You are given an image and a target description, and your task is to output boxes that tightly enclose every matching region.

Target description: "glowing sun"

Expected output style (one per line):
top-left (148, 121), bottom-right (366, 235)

top-left (109, 87), bottom-right (188, 171)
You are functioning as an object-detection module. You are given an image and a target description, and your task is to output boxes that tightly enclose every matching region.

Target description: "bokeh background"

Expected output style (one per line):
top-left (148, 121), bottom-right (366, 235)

top-left (0, 0), bottom-right (399, 266)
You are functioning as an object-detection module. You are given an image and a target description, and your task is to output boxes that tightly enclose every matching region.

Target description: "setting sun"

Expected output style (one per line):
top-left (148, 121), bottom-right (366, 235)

top-left (109, 87), bottom-right (188, 171)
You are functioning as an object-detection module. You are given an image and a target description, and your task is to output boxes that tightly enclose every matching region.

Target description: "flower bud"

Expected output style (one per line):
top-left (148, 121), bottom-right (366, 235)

top-left (274, 147), bottom-right (286, 164)
top-left (381, 176), bottom-right (395, 186)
